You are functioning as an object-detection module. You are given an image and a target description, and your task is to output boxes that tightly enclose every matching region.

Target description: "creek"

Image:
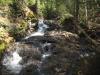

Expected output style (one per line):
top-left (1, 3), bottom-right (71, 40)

top-left (0, 18), bottom-right (97, 75)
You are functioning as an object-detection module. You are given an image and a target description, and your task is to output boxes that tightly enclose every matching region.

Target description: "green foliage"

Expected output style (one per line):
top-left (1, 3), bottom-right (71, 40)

top-left (9, 0), bottom-right (24, 19)
top-left (27, 0), bottom-right (36, 5)
top-left (59, 13), bottom-right (73, 24)
top-left (8, 20), bottom-right (28, 40)
top-left (43, 7), bottom-right (59, 19)
top-left (26, 12), bottom-right (37, 23)
top-left (0, 27), bottom-right (7, 37)
top-left (0, 0), bottom-right (13, 5)
top-left (0, 42), bottom-right (5, 53)
top-left (0, 27), bottom-right (13, 55)
top-left (38, 0), bottom-right (74, 20)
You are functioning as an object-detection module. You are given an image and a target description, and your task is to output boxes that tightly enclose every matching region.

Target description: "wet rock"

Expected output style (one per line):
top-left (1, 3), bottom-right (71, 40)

top-left (79, 52), bottom-right (100, 75)
top-left (61, 17), bottom-right (77, 33)
top-left (20, 30), bottom-right (80, 75)
top-left (44, 20), bottom-right (61, 31)
top-left (0, 29), bottom-right (97, 75)
top-left (19, 65), bottom-right (40, 75)
top-left (1, 42), bottom-right (42, 75)
top-left (22, 36), bottom-right (57, 44)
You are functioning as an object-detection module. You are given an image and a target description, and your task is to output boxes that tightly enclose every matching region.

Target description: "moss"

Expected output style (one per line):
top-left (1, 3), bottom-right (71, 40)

top-left (0, 42), bottom-right (5, 52)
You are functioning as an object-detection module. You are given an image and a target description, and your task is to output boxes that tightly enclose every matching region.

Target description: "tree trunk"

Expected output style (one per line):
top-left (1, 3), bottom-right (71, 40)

top-left (74, 0), bottom-right (80, 33)
top-left (84, 0), bottom-right (88, 25)
top-left (75, 0), bottom-right (79, 21)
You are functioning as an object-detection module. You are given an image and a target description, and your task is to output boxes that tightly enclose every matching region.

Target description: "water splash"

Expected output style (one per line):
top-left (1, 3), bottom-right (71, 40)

top-left (42, 53), bottom-right (51, 59)
top-left (41, 42), bottom-right (52, 59)
top-left (2, 50), bottom-right (22, 73)
top-left (36, 42), bottom-right (52, 75)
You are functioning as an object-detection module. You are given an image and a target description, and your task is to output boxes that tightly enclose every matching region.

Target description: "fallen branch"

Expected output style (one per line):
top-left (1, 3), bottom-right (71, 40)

top-left (74, 20), bottom-right (99, 46)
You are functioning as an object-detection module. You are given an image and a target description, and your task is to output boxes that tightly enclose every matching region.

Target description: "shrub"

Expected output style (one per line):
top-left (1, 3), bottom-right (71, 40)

top-left (8, 20), bottom-right (28, 41)
top-left (0, 26), bottom-right (13, 56)
top-left (0, 0), bottom-right (13, 5)
top-left (43, 7), bottom-right (59, 19)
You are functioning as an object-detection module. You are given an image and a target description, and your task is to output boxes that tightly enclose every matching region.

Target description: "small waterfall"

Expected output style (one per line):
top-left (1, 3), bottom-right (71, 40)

top-left (2, 19), bottom-right (50, 75)
top-left (1, 18), bottom-right (97, 75)
top-left (41, 42), bottom-right (52, 59)
top-left (2, 43), bottom-right (22, 74)
top-left (36, 42), bottom-right (52, 75)
top-left (25, 19), bottom-right (48, 39)
top-left (24, 19), bottom-right (51, 75)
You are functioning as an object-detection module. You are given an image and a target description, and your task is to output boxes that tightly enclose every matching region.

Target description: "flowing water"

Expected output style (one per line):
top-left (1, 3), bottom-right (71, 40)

top-left (1, 19), bottom-right (97, 75)
top-left (25, 19), bottom-right (48, 39)
top-left (1, 19), bottom-right (53, 75)
top-left (2, 42), bottom-right (22, 74)
top-left (3, 50), bottom-right (22, 74)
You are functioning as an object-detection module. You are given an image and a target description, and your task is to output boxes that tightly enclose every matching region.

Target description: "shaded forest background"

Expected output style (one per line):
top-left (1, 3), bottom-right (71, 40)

top-left (0, 0), bottom-right (100, 56)
top-left (0, 0), bottom-right (100, 75)
top-left (0, 0), bottom-right (100, 55)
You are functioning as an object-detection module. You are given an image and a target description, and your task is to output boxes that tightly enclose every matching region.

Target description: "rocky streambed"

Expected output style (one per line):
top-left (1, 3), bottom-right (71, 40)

top-left (0, 19), bottom-right (100, 75)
